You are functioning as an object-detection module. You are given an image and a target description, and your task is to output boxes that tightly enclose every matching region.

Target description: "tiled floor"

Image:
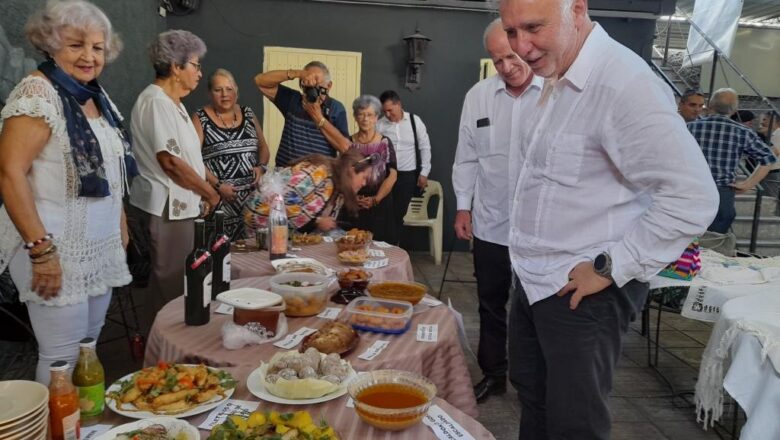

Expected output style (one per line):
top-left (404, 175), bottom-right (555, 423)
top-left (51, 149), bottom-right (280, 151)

top-left (2, 251), bottom-right (739, 439)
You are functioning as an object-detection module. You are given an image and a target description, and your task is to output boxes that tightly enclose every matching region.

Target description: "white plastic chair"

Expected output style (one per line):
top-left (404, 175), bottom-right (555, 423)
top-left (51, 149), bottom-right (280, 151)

top-left (403, 179), bottom-right (443, 265)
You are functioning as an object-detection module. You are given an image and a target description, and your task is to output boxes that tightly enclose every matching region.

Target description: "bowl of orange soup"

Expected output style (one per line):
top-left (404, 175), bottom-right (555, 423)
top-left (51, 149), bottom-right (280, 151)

top-left (347, 370), bottom-right (437, 431)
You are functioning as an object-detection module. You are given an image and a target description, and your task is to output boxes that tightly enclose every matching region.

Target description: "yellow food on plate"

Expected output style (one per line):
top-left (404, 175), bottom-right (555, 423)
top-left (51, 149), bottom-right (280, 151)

top-left (208, 410), bottom-right (339, 440)
top-left (337, 249), bottom-right (367, 264)
top-left (292, 232), bottom-right (323, 245)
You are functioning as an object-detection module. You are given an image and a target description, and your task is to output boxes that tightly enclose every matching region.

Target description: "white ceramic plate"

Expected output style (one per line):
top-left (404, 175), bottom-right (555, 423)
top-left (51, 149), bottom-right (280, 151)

top-left (0, 381), bottom-right (48, 426)
top-left (4, 417), bottom-right (47, 440)
top-left (0, 406), bottom-right (47, 438)
top-left (246, 365), bottom-right (356, 405)
top-left (95, 417), bottom-right (200, 440)
top-left (105, 364), bottom-right (235, 420)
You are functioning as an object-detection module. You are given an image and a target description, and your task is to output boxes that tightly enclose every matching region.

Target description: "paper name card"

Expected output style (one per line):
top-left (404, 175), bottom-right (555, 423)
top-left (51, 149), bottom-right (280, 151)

top-left (367, 249), bottom-right (386, 258)
top-left (214, 303), bottom-right (234, 315)
top-left (372, 241), bottom-right (393, 248)
top-left (423, 404), bottom-right (476, 440)
top-left (420, 296), bottom-right (443, 307)
top-left (322, 236), bottom-right (334, 243)
top-left (358, 340), bottom-right (390, 360)
top-left (317, 307), bottom-right (342, 320)
top-left (273, 327), bottom-right (317, 349)
top-left (364, 258), bottom-right (389, 269)
top-left (346, 397), bottom-right (355, 408)
top-left (198, 399), bottom-right (260, 430)
top-left (417, 324), bottom-right (438, 342)
top-left (81, 424), bottom-right (113, 439)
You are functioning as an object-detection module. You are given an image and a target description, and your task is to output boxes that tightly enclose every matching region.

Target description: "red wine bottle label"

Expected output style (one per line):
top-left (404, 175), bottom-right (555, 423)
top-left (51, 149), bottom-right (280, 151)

top-left (190, 251), bottom-right (211, 270)
top-left (211, 235), bottom-right (229, 252)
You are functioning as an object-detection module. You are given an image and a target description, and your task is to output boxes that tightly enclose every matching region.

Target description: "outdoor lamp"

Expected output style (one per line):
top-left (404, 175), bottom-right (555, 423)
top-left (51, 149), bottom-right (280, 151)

top-left (403, 29), bottom-right (431, 91)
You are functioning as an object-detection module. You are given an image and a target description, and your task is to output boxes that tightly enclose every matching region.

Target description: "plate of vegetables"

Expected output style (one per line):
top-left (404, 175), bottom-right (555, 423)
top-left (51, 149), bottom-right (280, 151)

top-left (95, 417), bottom-right (198, 440)
top-left (106, 362), bottom-right (236, 419)
top-left (207, 410), bottom-right (339, 440)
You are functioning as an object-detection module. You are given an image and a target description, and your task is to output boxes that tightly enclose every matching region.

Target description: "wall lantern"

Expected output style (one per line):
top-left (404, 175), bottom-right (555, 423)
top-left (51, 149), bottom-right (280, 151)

top-left (402, 28), bottom-right (431, 91)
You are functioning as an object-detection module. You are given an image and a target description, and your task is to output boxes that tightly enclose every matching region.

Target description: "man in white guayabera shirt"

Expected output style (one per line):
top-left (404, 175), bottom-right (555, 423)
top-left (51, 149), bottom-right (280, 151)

top-left (452, 18), bottom-right (542, 404)
top-left (499, 0), bottom-right (719, 438)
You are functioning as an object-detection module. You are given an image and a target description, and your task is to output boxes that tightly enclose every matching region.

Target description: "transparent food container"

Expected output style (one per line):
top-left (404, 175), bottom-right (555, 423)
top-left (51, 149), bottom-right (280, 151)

top-left (269, 272), bottom-right (336, 317)
top-left (344, 298), bottom-right (413, 334)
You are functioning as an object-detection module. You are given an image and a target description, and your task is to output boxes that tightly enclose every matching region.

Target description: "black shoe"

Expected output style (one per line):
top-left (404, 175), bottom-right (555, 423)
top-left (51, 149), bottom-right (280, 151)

top-left (473, 376), bottom-right (506, 403)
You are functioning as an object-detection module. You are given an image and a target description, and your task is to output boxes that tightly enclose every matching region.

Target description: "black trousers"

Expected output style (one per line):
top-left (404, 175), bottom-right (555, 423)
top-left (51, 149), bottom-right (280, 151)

top-left (509, 275), bottom-right (648, 440)
top-left (392, 171), bottom-right (419, 246)
top-left (473, 237), bottom-right (512, 378)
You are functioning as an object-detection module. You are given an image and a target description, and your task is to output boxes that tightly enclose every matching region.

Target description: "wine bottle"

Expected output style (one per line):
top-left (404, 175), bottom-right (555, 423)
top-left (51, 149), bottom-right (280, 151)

top-left (269, 194), bottom-right (288, 260)
top-left (185, 219), bottom-right (212, 326)
top-left (210, 210), bottom-right (231, 299)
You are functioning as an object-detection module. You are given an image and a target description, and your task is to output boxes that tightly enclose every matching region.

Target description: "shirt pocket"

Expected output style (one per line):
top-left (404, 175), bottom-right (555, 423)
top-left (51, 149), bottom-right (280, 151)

top-left (545, 132), bottom-right (590, 187)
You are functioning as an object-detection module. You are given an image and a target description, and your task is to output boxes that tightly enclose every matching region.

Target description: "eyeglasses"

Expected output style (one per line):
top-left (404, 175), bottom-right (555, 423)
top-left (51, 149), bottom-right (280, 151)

top-left (187, 61), bottom-right (202, 72)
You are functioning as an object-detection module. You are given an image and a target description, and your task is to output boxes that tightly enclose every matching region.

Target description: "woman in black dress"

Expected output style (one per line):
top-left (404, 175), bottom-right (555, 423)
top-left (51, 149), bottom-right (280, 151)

top-left (192, 68), bottom-right (270, 239)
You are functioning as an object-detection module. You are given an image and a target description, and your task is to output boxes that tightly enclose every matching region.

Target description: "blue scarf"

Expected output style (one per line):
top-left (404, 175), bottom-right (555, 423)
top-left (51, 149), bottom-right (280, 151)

top-left (39, 59), bottom-right (138, 197)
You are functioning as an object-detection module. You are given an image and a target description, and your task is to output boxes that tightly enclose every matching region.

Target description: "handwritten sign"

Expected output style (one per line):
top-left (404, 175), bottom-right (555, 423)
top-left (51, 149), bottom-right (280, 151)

top-left (214, 303), bottom-right (234, 315)
top-left (317, 307), bottom-right (342, 320)
top-left (358, 340), bottom-right (390, 360)
top-left (367, 249), bottom-right (386, 258)
top-left (322, 236), bottom-right (334, 243)
top-left (420, 296), bottom-right (443, 307)
top-left (372, 241), bottom-right (393, 248)
top-left (198, 399), bottom-right (260, 431)
top-left (364, 258), bottom-right (389, 269)
top-left (81, 424), bottom-right (112, 439)
top-left (273, 327), bottom-right (317, 349)
top-left (417, 324), bottom-right (438, 342)
top-left (423, 404), bottom-right (476, 440)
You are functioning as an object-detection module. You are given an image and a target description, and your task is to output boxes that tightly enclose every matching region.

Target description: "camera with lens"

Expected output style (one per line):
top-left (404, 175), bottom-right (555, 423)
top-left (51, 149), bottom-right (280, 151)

top-left (303, 85), bottom-right (328, 103)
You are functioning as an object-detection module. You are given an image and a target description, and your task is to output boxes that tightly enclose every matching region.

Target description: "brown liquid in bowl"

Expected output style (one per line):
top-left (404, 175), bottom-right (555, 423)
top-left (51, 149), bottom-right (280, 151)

top-left (356, 383), bottom-right (427, 409)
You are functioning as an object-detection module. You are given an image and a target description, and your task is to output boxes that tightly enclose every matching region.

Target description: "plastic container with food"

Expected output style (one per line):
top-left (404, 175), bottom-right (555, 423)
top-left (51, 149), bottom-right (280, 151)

top-left (345, 298), bottom-right (413, 334)
top-left (335, 229), bottom-right (373, 253)
top-left (337, 269), bottom-right (373, 291)
top-left (216, 288), bottom-right (285, 332)
top-left (269, 273), bottom-right (336, 317)
top-left (367, 281), bottom-right (427, 305)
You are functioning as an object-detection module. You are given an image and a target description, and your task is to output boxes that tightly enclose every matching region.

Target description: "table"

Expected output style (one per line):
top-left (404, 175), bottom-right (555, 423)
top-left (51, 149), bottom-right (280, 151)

top-left (649, 249), bottom-right (780, 322)
top-left (694, 292), bottom-right (780, 439)
top-left (102, 363), bottom-right (495, 439)
top-left (231, 241), bottom-right (414, 282)
top-left (144, 277), bottom-right (479, 419)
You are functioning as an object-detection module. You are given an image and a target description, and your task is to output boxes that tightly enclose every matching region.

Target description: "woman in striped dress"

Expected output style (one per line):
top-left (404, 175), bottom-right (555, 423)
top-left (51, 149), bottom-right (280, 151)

top-left (192, 68), bottom-right (270, 239)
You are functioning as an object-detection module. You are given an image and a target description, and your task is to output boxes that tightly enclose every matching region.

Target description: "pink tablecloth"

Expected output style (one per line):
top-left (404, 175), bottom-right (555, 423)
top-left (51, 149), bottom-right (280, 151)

top-left (144, 278), bottom-right (479, 419)
top-left (103, 363), bottom-right (495, 439)
top-left (231, 241), bottom-right (414, 282)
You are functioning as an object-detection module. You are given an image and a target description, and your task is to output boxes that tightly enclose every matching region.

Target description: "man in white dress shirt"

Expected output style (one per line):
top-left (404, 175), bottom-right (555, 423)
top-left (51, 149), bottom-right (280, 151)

top-left (452, 18), bottom-right (542, 403)
top-left (499, 0), bottom-right (719, 438)
top-left (377, 90), bottom-right (432, 244)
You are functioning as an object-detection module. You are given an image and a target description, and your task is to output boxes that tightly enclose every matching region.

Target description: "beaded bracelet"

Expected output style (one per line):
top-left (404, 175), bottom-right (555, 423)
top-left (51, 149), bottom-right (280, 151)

top-left (29, 243), bottom-right (57, 260)
top-left (23, 233), bottom-right (53, 250)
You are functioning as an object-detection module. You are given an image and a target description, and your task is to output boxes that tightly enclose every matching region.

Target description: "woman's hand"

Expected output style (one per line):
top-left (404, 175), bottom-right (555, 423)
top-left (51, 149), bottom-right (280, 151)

top-left (357, 195), bottom-right (374, 210)
top-left (31, 254), bottom-right (62, 300)
top-left (217, 182), bottom-right (237, 202)
top-left (252, 166), bottom-right (264, 187)
top-left (315, 216), bottom-right (337, 231)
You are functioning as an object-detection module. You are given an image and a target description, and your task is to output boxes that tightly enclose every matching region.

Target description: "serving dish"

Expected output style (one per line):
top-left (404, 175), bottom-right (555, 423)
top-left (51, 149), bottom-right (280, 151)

top-left (269, 273), bottom-right (336, 317)
top-left (367, 281), bottom-right (428, 305)
top-left (95, 417), bottom-right (199, 440)
top-left (348, 369), bottom-right (437, 431)
top-left (345, 298), bottom-right (413, 334)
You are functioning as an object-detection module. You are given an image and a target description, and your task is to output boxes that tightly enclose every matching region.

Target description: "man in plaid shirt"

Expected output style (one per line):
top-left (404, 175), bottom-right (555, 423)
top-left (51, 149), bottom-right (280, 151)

top-left (688, 88), bottom-right (776, 233)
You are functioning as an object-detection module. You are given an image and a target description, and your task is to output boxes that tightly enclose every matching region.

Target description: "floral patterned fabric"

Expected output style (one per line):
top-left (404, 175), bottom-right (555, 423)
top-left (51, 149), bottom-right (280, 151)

top-left (243, 162), bottom-right (343, 232)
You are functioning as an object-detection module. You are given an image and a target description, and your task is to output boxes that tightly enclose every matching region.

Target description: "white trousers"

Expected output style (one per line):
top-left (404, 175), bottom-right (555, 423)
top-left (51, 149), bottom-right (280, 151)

top-left (25, 291), bottom-right (112, 384)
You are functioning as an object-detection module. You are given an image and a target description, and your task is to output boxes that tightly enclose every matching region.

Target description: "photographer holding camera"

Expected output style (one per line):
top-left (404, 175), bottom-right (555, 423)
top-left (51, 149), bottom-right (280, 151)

top-left (255, 61), bottom-right (351, 167)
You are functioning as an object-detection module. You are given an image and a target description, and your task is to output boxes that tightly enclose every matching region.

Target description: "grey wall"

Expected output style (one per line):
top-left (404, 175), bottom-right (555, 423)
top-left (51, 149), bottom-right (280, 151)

top-left (168, 0), bottom-right (660, 251)
top-left (0, 0), bottom-right (164, 117)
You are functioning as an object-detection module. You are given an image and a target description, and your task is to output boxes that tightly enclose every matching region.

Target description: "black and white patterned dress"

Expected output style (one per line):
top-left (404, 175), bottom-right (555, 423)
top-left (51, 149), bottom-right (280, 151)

top-left (197, 106), bottom-right (260, 240)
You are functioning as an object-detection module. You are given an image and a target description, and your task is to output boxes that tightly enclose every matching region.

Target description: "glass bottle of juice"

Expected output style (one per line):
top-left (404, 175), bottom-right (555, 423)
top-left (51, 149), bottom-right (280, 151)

top-left (72, 337), bottom-right (105, 425)
top-left (49, 360), bottom-right (80, 440)
top-left (268, 193), bottom-right (288, 260)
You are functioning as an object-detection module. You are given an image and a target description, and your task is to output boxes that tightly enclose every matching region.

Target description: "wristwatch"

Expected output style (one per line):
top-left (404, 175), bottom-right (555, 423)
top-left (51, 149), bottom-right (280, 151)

top-left (593, 252), bottom-right (613, 281)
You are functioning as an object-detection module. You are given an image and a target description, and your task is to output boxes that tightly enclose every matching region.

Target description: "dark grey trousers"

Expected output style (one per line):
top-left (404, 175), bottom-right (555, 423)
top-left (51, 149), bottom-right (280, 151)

top-left (508, 275), bottom-right (648, 440)
top-left (473, 238), bottom-right (512, 378)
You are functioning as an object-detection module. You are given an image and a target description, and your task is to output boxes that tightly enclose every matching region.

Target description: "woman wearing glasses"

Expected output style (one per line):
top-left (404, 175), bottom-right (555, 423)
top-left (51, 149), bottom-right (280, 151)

top-left (346, 95), bottom-right (398, 243)
top-left (128, 30), bottom-right (219, 316)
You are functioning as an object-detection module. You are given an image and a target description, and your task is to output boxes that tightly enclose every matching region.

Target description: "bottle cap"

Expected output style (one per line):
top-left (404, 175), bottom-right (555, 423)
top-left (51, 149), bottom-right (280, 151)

top-left (195, 219), bottom-right (205, 224)
top-left (79, 337), bottom-right (96, 348)
top-left (49, 360), bottom-right (69, 371)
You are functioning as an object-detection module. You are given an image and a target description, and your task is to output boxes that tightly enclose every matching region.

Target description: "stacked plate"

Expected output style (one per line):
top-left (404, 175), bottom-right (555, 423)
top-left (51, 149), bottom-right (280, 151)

top-left (0, 380), bottom-right (49, 440)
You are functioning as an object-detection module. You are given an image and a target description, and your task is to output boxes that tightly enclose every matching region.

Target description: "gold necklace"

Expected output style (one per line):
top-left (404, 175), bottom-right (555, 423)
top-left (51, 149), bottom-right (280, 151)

top-left (216, 108), bottom-right (237, 129)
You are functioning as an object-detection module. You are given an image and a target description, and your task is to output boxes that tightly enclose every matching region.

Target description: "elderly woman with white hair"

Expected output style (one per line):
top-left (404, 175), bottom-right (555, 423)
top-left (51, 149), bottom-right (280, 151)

top-left (0, 0), bottom-right (135, 383)
top-left (345, 94), bottom-right (398, 242)
top-left (128, 29), bottom-right (219, 316)
top-left (192, 68), bottom-right (270, 240)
